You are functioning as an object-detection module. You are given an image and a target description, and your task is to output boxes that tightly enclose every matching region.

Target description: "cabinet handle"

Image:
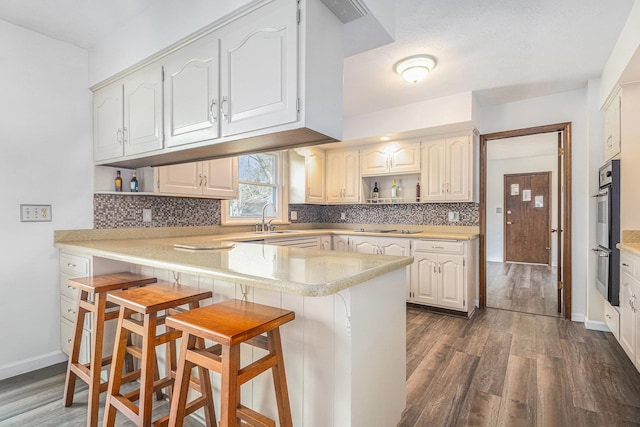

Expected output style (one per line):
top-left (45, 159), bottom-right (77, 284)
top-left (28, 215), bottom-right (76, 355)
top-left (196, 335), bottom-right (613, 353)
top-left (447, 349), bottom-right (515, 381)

top-left (209, 99), bottom-right (218, 122)
top-left (199, 174), bottom-right (203, 187)
top-left (438, 263), bottom-right (442, 273)
top-left (67, 263), bottom-right (76, 268)
top-left (220, 96), bottom-right (229, 120)
top-left (606, 314), bottom-right (611, 319)
top-left (433, 265), bottom-right (437, 273)
top-left (432, 246), bottom-right (444, 249)
top-left (123, 127), bottom-right (128, 144)
top-left (67, 338), bottom-right (72, 343)
top-left (67, 308), bottom-right (75, 315)
top-left (203, 175), bottom-right (207, 187)
top-left (622, 263), bottom-right (630, 267)
top-left (116, 128), bottom-right (123, 143)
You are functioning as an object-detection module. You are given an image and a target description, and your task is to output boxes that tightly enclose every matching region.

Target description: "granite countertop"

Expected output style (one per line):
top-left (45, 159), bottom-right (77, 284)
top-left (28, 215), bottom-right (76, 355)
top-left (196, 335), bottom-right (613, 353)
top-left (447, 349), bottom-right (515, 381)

top-left (55, 235), bottom-right (413, 297)
top-left (618, 242), bottom-right (640, 257)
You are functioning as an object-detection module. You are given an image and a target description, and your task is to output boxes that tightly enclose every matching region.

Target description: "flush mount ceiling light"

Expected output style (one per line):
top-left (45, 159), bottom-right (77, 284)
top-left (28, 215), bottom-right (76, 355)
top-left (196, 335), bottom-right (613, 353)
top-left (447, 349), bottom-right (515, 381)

top-left (394, 55), bottom-right (436, 83)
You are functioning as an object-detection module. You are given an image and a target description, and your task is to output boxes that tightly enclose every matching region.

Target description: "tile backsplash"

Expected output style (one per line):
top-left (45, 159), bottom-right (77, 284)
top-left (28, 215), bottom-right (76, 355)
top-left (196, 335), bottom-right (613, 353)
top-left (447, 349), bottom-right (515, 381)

top-left (94, 194), bottom-right (478, 229)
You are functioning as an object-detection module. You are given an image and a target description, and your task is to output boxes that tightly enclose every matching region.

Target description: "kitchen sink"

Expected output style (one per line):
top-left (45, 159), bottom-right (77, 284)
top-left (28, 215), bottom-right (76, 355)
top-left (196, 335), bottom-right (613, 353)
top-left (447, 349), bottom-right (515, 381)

top-left (253, 230), bottom-right (301, 235)
top-left (354, 228), bottom-right (422, 234)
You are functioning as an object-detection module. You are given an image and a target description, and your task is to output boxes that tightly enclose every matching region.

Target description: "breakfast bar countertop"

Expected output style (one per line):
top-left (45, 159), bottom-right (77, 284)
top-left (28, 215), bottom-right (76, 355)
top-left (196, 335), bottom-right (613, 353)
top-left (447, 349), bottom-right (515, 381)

top-left (54, 235), bottom-right (413, 297)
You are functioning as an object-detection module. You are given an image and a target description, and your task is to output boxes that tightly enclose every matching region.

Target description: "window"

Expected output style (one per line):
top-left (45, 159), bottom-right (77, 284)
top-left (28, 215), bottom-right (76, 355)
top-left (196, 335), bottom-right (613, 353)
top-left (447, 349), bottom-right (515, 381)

top-left (222, 151), bottom-right (288, 225)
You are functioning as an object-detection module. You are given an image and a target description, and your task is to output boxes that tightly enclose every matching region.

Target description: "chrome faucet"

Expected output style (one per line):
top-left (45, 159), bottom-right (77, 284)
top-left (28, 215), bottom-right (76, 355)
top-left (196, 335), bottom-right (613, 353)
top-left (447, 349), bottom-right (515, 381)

top-left (261, 203), bottom-right (275, 232)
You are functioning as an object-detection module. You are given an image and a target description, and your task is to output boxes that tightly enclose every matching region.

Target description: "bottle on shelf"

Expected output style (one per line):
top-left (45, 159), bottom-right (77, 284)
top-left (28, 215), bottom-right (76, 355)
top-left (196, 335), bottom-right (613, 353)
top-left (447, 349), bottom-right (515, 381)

top-left (130, 171), bottom-right (139, 192)
top-left (372, 181), bottom-right (379, 202)
top-left (416, 180), bottom-right (421, 202)
top-left (391, 178), bottom-right (398, 200)
top-left (115, 170), bottom-right (123, 192)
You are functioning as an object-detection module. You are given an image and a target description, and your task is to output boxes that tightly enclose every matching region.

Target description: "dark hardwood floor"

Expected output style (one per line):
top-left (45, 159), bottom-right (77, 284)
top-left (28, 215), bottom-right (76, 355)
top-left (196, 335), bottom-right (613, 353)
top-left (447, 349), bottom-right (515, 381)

top-left (2, 307), bottom-right (639, 426)
top-left (486, 261), bottom-right (560, 317)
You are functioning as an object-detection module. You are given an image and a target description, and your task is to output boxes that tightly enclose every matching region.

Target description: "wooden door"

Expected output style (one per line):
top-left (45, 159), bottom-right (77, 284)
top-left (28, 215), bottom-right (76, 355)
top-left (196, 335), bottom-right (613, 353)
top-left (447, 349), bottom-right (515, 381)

top-left (164, 33), bottom-right (220, 147)
top-left (220, 1), bottom-right (297, 136)
top-left (504, 172), bottom-right (552, 264)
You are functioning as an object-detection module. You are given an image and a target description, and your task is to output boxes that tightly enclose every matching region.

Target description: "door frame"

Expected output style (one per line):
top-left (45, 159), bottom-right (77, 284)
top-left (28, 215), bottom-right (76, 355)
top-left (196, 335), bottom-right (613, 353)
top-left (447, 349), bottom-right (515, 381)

top-left (479, 123), bottom-right (572, 319)
top-left (502, 171), bottom-right (553, 265)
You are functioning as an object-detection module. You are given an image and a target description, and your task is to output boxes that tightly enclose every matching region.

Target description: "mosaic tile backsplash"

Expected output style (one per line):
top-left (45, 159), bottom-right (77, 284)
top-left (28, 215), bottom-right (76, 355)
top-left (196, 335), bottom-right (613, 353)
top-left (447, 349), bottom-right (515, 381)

top-left (94, 194), bottom-right (478, 228)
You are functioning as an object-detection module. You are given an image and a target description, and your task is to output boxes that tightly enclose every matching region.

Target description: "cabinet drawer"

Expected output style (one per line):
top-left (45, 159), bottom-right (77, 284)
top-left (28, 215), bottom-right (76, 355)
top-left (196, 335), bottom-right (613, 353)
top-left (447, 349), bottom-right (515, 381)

top-left (60, 318), bottom-right (90, 363)
top-left (60, 253), bottom-right (90, 277)
top-left (60, 273), bottom-right (80, 299)
top-left (413, 240), bottom-right (464, 254)
top-left (604, 299), bottom-right (620, 340)
top-left (60, 295), bottom-right (91, 330)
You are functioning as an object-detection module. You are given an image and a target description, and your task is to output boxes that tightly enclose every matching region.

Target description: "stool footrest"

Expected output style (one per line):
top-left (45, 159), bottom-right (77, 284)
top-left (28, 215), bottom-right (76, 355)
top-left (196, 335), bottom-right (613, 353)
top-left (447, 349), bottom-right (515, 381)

top-left (187, 348), bottom-right (222, 372)
top-left (110, 394), bottom-right (140, 421)
top-left (237, 404), bottom-right (276, 427)
top-left (238, 354), bottom-right (277, 386)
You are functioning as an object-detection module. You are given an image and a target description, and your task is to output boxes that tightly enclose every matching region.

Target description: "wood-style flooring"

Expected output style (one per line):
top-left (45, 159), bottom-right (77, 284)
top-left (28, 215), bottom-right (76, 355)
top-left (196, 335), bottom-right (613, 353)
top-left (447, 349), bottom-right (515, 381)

top-left (486, 261), bottom-right (560, 317)
top-left (2, 307), bottom-right (639, 426)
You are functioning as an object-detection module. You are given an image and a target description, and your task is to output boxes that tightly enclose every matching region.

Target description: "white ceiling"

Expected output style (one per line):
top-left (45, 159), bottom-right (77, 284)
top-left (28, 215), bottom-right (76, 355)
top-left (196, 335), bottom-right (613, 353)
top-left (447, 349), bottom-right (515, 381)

top-left (0, 0), bottom-right (635, 118)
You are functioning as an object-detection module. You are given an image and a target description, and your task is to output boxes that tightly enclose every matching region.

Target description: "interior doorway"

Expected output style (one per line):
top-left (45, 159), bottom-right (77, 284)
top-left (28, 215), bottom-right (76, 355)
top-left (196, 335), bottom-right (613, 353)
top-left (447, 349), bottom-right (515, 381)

top-left (479, 123), bottom-right (572, 320)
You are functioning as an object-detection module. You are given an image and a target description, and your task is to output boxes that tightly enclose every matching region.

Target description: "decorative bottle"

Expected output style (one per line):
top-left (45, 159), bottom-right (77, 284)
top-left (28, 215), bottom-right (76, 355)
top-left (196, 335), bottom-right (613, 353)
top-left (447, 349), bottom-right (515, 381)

top-left (115, 170), bottom-right (123, 192)
top-left (130, 171), bottom-right (139, 192)
top-left (416, 180), bottom-right (421, 202)
top-left (372, 182), bottom-right (379, 202)
top-left (391, 178), bottom-right (398, 200)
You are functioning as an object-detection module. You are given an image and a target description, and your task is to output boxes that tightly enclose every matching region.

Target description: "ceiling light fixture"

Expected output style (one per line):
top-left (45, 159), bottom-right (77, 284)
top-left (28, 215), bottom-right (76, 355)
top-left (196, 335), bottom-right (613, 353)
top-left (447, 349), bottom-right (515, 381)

top-left (394, 55), bottom-right (436, 83)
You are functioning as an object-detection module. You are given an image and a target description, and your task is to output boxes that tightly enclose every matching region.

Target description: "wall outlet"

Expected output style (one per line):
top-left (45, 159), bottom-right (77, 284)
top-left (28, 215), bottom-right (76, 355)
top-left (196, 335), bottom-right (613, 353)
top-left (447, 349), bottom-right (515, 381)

top-left (448, 211), bottom-right (460, 222)
top-left (340, 212), bottom-right (346, 220)
top-left (143, 208), bottom-right (152, 223)
top-left (20, 204), bottom-right (52, 222)
top-left (290, 211), bottom-right (298, 220)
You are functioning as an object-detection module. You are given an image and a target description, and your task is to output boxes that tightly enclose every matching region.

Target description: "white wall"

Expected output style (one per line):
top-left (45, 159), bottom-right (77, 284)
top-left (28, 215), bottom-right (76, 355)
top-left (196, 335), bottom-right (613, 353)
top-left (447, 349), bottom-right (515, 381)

top-left (0, 20), bottom-right (93, 379)
top-left (486, 153), bottom-right (558, 264)
top-left (478, 88), bottom-right (592, 322)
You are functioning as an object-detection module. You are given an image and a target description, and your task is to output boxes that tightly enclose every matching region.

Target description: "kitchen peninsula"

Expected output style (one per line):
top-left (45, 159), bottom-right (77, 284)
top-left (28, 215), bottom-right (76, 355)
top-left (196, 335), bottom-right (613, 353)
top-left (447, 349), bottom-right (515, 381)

top-left (55, 229), bottom-right (414, 426)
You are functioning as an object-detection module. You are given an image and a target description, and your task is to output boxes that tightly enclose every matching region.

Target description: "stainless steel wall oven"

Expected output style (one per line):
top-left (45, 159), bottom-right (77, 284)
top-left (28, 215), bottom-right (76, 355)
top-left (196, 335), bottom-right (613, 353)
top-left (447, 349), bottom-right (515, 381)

top-left (593, 159), bottom-right (620, 305)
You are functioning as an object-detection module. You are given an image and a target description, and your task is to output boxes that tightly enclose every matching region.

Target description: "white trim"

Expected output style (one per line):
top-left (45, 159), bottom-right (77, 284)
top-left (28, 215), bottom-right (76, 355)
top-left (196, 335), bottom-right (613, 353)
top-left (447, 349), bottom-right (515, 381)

top-left (571, 312), bottom-right (585, 322)
top-left (0, 351), bottom-right (68, 381)
top-left (486, 256), bottom-right (503, 263)
top-left (584, 318), bottom-right (611, 332)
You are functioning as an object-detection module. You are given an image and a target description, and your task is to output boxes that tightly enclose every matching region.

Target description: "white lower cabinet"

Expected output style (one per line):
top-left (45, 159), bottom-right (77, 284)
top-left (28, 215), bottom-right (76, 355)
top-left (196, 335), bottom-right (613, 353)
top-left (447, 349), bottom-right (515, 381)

top-left (410, 239), bottom-right (476, 315)
top-left (618, 248), bottom-right (640, 373)
top-left (332, 235), bottom-right (350, 252)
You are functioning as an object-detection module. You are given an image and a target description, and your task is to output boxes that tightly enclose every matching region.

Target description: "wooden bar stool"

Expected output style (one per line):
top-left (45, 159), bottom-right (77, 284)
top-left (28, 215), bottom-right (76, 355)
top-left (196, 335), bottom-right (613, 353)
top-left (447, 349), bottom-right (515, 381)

top-left (63, 272), bottom-right (158, 427)
top-left (166, 299), bottom-right (295, 427)
top-left (102, 282), bottom-right (213, 427)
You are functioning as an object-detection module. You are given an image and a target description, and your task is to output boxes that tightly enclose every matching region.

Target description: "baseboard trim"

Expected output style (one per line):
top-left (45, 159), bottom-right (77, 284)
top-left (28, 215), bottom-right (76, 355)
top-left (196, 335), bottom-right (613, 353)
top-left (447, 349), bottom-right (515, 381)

top-left (585, 318), bottom-right (610, 332)
top-left (0, 351), bottom-right (68, 381)
top-left (486, 257), bottom-right (503, 263)
top-left (571, 313), bottom-right (585, 322)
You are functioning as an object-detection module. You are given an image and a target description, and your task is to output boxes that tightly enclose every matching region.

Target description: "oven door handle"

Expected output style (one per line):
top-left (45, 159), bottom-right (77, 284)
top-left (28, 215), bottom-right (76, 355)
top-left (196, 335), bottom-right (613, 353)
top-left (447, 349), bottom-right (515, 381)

top-left (592, 248), bottom-right (611, 257)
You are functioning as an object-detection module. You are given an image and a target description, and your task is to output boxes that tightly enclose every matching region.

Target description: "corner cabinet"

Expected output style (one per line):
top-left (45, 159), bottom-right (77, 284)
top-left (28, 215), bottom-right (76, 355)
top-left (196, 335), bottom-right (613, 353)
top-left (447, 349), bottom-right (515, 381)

top-left (155, 157), bottom-right (238, 199)
top-left (94, 63), bottom-right (164, 162)
top-left (326, 149), bottom-right (360, 203)
top-left (422, 132), bottom-right (477, 202)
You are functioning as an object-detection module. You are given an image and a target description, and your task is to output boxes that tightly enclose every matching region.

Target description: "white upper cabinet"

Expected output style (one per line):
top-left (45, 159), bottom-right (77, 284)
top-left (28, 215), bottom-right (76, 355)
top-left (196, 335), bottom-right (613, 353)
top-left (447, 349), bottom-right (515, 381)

top-left (220, 1), bottom-right (298, 137)
top-left (422, 133), bottom-right (475, 202)
top-left (305, 147), bottom-right (326, 203)
top-left (156, 157), bottom-right (238, 199)
top-left (94, 64), bottom-right (163, 162)
top-left (163, 33), bottom-right (220, 147)
top-left (604, 88), bottom-right (621, 161)
top-left (360, 141), bottom-right (421, 176)
top-left (326, 149), bottom-right (359, 203)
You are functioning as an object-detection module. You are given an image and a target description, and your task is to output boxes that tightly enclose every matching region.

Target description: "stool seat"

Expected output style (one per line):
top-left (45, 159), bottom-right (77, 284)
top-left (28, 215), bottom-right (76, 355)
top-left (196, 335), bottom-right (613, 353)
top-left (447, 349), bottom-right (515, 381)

top-left (166, 299), bottom-right (295, 427)
top-left (63, 272), bottom-right (157, 427)
top-left (165, 299), bottom-right (295, 346)
top-left (103, 283), bottom-right (213, 427)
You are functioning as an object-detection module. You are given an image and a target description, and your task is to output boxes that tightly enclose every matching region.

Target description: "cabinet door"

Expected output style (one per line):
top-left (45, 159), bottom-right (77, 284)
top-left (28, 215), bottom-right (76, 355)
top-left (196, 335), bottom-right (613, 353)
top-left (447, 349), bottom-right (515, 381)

top-left (438, 255), bottom-right (465, 310)
top-left (351, 237), bottom-right (380, 254)
top-left (325, 151), bottom-right (344, 203)
top-left (342, 150), bottom-right (360, 203)
top-left (604, 94), bottom-right (621, 161)
top-left (620, 272), bottom-right (637, 360)
top-left (164, 34), bottom-right (220, 147)
top-left (202, 157), bottom-right (238, 199)
top-left (380, 240), bottom-right (410, 256)
top-left (220, 1), bottom-right (298, 136)
top-left (446, 135), bottom-right (471, 201)
top-left (157, 162), bottom-right (202, 196)
top-left (390, 142), bottom-right (421, 173)
top-left (411, 252), bottom-right (438, 305)
top-left (333, 236), bottom-right (349, 252)
top-left (422, 140), bottom-right (446, 201)
top-left (305, 148), bottom-right (325, 203)
top-left (360, 148), bottom-right (389, 176)
top-left (320, 236), bottom-right (332, 250)
top-left (123, 65), bottom-right (164, 156)
top-left (93, 83), bottom-right (124, 161)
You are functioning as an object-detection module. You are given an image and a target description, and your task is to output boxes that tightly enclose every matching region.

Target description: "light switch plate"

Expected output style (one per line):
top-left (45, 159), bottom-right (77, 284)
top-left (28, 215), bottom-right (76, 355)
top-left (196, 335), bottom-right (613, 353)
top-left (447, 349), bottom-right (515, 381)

top-left (290, 211), bottom-right (298, 220)
top-left (448, 211), bottom-right (459, 222)
top-left (143, 209), bottom-right (152, 222)
top-left (20, 204), bottom-right (52, 222)
top-left (340, 212), bottom-right (346, 220)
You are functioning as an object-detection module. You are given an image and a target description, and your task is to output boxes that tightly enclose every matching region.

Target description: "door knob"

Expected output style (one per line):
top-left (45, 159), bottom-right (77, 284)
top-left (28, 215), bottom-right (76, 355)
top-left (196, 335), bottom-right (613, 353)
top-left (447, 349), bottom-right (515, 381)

top-left (551, 229), bottom-right (557, 233)
top-left (506, 221), bottom-right (513, 225)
